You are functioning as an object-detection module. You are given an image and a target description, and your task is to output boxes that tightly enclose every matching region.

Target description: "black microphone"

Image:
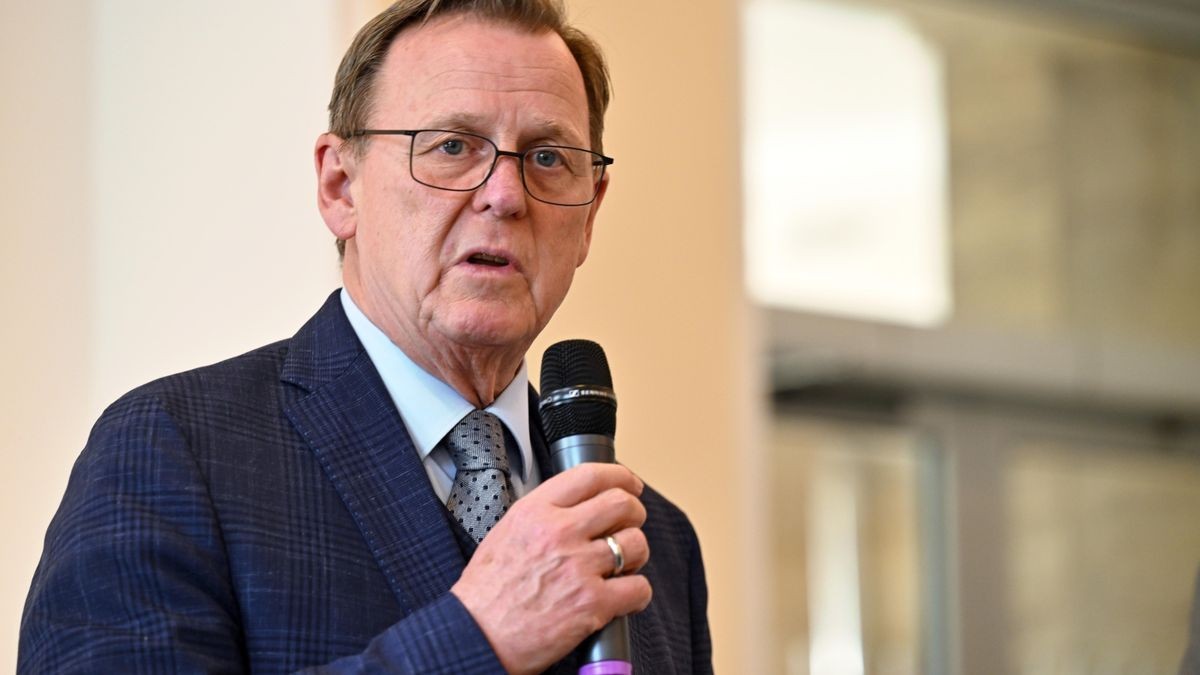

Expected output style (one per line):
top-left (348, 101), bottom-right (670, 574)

top-left (539, 340), bottom-right (633, 675)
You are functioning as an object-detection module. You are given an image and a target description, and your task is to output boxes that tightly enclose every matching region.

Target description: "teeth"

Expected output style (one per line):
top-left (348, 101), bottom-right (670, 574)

top-left (469, 253), bottom-right (508, 267)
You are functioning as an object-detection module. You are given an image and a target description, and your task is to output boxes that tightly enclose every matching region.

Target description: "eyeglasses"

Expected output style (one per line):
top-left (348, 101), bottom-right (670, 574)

top-left (348, 129), bottom-right (614, 207)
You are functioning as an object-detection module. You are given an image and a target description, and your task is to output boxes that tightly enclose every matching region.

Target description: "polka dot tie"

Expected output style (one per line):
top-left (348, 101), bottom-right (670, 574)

top-left (444, 409), bottom-right (515, 544)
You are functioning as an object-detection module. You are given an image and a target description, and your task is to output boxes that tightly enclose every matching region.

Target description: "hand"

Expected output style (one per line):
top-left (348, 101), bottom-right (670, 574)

top-left (450, 463), bottom-right (652, 675)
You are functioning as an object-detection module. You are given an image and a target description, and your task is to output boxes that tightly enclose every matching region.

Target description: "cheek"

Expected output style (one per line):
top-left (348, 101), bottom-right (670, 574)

top-left (563, 220), bottom-right (592, 269)
top-left (532, 228), bottom-right (588, 300)
top-left (362, 185), bottom-right (455, 257)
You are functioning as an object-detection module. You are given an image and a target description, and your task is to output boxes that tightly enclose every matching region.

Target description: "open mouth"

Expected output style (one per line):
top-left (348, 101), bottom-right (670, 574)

top-left (467, 252), bottom-right (509, 267)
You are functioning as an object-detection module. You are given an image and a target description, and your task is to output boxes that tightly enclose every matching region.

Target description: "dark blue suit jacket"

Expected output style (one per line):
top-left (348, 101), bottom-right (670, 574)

top-left (20, 292), bottom-right (712, 674)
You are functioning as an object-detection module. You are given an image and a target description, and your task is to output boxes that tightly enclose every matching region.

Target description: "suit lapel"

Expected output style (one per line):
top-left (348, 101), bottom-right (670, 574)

top-left (280, 292), bottom-right (466, 615)
top-left (528, 387), bottom-right (557, 481)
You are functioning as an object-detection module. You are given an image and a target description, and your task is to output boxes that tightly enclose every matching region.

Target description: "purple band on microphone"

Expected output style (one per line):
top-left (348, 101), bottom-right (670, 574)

top-left (579, 660), bottom-right (633, 675)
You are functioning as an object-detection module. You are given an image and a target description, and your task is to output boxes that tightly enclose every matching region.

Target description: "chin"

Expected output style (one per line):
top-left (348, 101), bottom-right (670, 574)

top-left (438, 305), bottom-right (537, 351)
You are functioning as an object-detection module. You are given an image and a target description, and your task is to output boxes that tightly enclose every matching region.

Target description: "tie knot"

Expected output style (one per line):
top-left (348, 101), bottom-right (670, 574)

top-left (446, 410), bottom-right (510, 473)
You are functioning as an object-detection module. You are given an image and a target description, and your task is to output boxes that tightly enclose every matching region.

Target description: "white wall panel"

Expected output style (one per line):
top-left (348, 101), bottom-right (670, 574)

top-left (88, 0), bottom-right (342, 410)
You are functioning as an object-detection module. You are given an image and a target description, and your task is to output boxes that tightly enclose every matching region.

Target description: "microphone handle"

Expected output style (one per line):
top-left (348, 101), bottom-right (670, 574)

top-left (550, 434), bottom-right (633, 675)
top-left (550, 434), bottom-right (615, 469)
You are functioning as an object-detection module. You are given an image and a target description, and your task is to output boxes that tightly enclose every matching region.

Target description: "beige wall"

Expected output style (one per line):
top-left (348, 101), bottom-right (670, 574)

top-left (2, 1), bottom-right (757, 672)
top-left (535, 3), bottom-right (760, 672)
top-left (1, 2), bottom-right (94, 669)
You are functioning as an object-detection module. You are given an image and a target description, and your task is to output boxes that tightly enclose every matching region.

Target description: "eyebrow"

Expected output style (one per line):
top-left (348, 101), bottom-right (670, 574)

top-left (424, 112), bottom-right (585, 148)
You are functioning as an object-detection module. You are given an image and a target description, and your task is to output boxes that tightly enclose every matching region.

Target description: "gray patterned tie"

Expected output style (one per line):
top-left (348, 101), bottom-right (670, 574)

top-left (445, 409), bottom-right (515, 543)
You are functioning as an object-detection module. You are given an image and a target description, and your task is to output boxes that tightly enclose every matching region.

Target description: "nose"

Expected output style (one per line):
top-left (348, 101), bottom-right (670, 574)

top-left (472, 152), bottom-right (528, 218)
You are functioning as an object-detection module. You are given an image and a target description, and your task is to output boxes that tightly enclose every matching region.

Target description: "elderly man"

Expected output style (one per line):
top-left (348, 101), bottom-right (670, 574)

top-left (19, 1), bottom-right (711, 673)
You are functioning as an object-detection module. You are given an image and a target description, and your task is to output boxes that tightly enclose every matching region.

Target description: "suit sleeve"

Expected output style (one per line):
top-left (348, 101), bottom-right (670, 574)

top-left (19, 394), bottom-right (247, 673)
top-left (687, 517), bottom-right (715, 675)
top-left (297, 594), bottom-right (501, 674)
top-left (19, 394), bottom-right (505, 675)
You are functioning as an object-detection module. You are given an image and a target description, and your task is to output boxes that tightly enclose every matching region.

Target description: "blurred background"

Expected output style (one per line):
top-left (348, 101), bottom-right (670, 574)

top-left (2, 0), bottom-right (1197, 673)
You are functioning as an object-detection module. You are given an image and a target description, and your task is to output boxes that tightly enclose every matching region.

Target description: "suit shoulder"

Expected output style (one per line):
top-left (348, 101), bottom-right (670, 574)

top-left (639, 483), bottom-right (702, 549)
top-left (640, 483), bottom-right (694, 523)
top-left (112, 339), bottom-right (290, 410)
top-left (89, 338), bottom-right (294, 451)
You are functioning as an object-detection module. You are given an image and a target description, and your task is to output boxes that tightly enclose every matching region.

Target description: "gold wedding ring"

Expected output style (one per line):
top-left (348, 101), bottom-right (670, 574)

top-left (604, 535), bottom-right (625, 577)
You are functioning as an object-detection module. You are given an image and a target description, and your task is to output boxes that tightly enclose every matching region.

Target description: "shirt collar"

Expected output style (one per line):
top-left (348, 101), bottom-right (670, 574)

top-left (339, 289), bottom-right (533, 482)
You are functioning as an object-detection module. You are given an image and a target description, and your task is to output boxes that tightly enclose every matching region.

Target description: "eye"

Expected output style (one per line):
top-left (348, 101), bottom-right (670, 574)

top-left (413, 131), bottom-right (486, 157)
top-left (532, 148), bottom-right (562, 168)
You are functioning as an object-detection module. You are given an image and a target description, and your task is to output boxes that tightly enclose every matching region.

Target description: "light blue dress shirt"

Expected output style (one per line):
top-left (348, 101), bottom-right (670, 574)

top-left (339, 289), bottom-right (540, 502)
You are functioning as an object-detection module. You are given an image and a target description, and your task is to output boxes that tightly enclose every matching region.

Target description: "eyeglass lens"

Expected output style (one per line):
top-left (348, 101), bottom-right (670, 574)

top-left (408, 130), bottom-right (602, 205)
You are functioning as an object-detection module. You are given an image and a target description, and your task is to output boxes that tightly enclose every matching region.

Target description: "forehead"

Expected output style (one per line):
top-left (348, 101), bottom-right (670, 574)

top-left (372, 14), bottom-right (590, 144)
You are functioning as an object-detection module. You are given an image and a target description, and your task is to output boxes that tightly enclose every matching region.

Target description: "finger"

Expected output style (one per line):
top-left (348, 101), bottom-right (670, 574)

top-left (601, 573), bottom-right (654, 617)
top-left (568, 486), bottom-right (646, 538)
top-left (537, 463), bottom-right (644, 507)
top-left (592, 528), bottom-right (649, 578)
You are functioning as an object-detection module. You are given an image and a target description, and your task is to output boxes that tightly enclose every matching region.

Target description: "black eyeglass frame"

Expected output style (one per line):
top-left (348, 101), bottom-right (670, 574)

top-left (347, 129), bottom-right (614, 207)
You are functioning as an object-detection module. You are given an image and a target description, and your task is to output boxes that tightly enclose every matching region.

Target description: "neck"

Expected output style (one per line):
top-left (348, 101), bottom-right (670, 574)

top-left (409, 342), bottom-right (523, 408)
top-left (343, 280), bottom-right (525, 408)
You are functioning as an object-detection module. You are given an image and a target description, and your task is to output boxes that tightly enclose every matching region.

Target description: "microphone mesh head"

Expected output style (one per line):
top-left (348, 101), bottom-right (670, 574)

top-left (539, 339), bottom-right (616, 444)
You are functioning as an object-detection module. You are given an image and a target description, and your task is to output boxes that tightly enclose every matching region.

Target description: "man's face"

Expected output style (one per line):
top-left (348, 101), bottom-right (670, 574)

top-left (331, 14), bottom-right (605, 364)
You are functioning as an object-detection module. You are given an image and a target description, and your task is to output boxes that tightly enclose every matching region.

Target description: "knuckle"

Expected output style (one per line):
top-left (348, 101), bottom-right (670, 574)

top-left (638, 578), bottom-right (654, 609)
top-left (630, 499), bottom-right (647, 525)
top-left (574, 464), bottom-right (604, 493)
top-left (630, 529), bottom-right (649, 555)
top-left (580, 462), bottom-right (607, 480)
top-left (621, 532), bottom-right (649, 572)
top-left (613, 494), bottom-right (646, 529)
top-left (584, 610), bottom-right (608, 636)
top-left (602, 485), bottom-right (640, 511)
top-left (602, 486), bottom-right (629, 509)
top-left (546, 517), bottom-right (574, 544)
top-left (575, 582), bottom-right (603, 612)
top-left (570, 545), bottom-right (597, 574)
top-left (523, 515), bottom-right (570, 554)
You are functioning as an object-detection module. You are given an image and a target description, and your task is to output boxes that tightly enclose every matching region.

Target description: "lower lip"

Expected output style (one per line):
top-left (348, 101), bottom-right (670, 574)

top-left (458, 261), bottom-right (520, 277)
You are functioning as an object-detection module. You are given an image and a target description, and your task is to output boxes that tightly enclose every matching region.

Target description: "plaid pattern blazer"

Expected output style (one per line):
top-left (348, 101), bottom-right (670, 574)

top-left (20, 292), bottom-right (712, 674)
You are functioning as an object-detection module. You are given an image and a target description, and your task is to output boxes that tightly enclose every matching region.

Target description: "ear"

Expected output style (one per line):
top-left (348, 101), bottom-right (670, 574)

top-left (315, 133), bottom-right (358, 240)
top-left (576, 172), bottom-right (609, 267)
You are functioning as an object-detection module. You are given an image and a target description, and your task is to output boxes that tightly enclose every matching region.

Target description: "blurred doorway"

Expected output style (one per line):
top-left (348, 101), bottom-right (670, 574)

top-left (770, 381), bottom-right (1200, 675)
top-left (745, 0), bottom-right (1200, 670)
